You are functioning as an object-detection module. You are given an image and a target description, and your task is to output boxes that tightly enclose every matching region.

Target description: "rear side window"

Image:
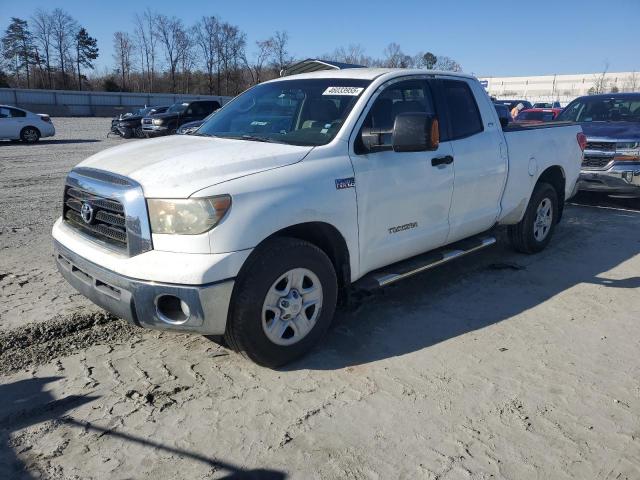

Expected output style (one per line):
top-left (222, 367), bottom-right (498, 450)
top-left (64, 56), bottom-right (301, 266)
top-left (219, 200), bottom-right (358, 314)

top-left (442, 80), bottom-right (483, 139)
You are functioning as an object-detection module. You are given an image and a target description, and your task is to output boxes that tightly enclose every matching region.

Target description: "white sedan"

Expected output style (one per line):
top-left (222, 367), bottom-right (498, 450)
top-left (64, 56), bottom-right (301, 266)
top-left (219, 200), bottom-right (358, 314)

top-left (0, 105), bottom-right (55, 143)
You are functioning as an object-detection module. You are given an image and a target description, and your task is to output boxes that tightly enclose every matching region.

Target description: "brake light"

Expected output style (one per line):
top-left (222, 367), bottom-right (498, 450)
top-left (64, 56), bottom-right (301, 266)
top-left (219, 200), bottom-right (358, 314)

top-left (41, 115), bottom-right (51, 123)
top-left (576, 132), bottom-right (587, 151)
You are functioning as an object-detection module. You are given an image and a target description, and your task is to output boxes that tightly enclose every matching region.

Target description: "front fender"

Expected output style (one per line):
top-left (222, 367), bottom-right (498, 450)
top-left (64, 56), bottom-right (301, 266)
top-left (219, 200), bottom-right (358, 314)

top-left (194, 148), bottom-right (360, 279)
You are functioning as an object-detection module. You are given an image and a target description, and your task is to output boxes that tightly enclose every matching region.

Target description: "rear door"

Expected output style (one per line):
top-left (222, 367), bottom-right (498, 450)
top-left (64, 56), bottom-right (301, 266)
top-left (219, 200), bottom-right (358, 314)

top-left (349, 77), bottom-right (455, 274)
top-left (436, 78), bottom-right (507, 242)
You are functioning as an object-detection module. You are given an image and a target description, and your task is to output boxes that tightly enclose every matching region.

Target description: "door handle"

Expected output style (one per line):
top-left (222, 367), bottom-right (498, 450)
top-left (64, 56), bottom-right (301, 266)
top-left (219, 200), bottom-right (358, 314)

top-left (431, 155), bottom-right (454, 167)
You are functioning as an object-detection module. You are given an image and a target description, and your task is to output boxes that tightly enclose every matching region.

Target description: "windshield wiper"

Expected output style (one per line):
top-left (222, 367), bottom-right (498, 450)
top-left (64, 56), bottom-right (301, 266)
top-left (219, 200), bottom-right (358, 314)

top-left (240, 134), bottom-right (284, 144)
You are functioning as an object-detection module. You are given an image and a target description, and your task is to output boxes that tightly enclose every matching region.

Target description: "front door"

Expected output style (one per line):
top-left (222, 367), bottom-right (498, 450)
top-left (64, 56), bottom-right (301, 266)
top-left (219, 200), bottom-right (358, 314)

top-left (349, 78), bottom-right (455, 275)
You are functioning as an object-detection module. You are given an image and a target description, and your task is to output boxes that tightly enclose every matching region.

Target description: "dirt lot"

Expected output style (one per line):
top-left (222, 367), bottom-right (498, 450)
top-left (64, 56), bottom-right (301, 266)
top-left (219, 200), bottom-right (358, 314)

top-left (1, 118), bottom-right (640, 479)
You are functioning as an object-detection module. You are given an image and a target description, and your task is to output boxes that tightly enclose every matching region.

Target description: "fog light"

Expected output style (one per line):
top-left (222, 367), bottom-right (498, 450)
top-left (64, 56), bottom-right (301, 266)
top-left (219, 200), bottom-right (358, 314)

top-left (155, 294), bottom-right (190, 324)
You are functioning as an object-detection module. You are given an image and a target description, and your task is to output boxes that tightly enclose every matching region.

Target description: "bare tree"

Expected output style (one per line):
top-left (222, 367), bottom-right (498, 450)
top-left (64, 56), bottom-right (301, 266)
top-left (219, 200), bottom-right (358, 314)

top-left (434, 55), bottom-right (462, 72)
top-left (31, 9), bottom-right (54, 87)
top-left (243, 37), bottom-right (273, 85)
top-left (331, 44), bottom-right (371, 66)
top-left (269, 30), bottom-right (292, 74)
top-left (177, 28), bottom-right (196, 93)
top-left (155, 14), bottom-right (184, 93)
top-left (590, 62), bottom-right (609, 94)
top-left (50, 8), bottom-right (77, 88)
top-left (382, 43), bottom-right (413, 68)
top-left (194, 16), bottom-right (220, 94)
top-left (134, 9), bottom-right (157, 92)
top-left (218, 22), bottom-right (246, 95)
top-left (113, 31), bottom-right (133, 91)
top-left (623, 71), bottom-right (638, 92)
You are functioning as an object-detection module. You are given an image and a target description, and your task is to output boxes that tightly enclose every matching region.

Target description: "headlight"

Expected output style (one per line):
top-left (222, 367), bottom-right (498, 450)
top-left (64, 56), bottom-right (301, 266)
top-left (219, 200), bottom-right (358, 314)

top-left (615, 142), bottom-right (640, 161)
top-left (147, 195), bottom-right (231, 235)
top-left (152, 118), bottom-right (164, 126)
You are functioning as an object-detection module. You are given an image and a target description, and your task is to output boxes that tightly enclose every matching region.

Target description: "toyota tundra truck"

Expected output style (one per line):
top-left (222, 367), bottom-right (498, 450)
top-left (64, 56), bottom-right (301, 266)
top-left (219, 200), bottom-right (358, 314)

top-left (52, 69), bottom-right (585, 367)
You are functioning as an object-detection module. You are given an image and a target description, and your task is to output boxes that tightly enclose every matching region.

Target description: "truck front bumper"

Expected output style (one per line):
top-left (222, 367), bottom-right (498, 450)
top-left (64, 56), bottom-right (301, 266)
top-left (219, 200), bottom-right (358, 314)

top-left (578, 162), bottom-right (640, 197)
top-left (142, 124), bottom-right (169, 136)
top-left (54, 240), bottom-right (234, 335)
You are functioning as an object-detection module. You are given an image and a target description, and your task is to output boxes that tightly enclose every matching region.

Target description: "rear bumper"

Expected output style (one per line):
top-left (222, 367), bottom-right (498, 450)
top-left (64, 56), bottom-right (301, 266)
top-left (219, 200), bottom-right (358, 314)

top-left (578, 162), bottom-right (640, 196)
top-left (54, 240), bottom-right (234, 335)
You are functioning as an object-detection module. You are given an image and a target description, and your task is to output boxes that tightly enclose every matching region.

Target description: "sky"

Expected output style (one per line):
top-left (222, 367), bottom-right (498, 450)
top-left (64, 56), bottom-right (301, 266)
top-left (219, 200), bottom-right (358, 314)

top-left (1, 0), bottom-right (639, 77)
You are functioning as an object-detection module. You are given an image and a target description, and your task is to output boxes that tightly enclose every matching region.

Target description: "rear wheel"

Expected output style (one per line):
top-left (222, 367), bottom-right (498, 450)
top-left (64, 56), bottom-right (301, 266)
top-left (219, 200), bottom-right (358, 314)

top-left (20, 127), bottom-right (40, 143)
top-left (508, 182), bottom-right (558, 254)
top-left (223, 237), bottom-right (337, 368)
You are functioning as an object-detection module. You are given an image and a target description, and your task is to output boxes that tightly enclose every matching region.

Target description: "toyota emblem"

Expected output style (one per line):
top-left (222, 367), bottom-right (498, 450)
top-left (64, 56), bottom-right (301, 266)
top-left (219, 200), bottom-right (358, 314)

top-left (80, 202), bottom-right (95, 224)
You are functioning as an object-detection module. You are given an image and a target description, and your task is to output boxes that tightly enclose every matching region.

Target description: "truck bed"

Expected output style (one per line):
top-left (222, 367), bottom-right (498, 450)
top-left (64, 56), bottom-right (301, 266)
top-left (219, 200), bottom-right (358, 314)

top-left (498, 122), bottom-right (583, 224)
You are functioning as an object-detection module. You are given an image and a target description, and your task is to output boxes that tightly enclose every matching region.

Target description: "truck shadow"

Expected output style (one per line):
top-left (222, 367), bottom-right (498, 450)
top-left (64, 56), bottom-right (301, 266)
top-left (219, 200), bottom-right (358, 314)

top-left (0, 378), bottom-right (286, 479)
top-left (288, 205), bottom-right (640, 371)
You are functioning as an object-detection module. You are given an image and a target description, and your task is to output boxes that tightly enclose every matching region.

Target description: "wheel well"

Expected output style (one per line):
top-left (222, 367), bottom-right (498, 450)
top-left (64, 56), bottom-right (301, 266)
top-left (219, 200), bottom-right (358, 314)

top-left (537, 166), bottom-right (565, 221)
top-left (269, 222), bottom-right (351, 306)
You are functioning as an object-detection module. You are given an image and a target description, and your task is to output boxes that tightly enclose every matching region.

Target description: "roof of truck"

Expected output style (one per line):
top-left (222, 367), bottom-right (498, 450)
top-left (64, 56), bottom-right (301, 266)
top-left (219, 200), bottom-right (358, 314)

top-left (267, 68), bottom-right (476, 82)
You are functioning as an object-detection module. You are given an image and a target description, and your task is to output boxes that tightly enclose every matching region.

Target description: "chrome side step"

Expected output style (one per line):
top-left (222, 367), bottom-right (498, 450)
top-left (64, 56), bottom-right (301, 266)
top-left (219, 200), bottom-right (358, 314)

top-left (356, 236), bottom-right (497, 289)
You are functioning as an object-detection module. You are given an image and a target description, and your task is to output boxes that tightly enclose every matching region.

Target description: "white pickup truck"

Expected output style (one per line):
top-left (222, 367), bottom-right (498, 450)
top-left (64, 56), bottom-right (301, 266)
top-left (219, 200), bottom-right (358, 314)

top-left (53, 69), bottom-right (585, 367)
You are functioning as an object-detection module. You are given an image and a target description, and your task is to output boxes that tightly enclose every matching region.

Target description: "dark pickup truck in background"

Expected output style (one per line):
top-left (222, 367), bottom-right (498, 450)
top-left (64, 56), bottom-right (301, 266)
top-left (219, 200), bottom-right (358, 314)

top-left (110, 105), bottom-right (169, 138)
top-left (142, 100), bottom-right (221, 137)
top-left (556, 93), bottom-right (640, 197)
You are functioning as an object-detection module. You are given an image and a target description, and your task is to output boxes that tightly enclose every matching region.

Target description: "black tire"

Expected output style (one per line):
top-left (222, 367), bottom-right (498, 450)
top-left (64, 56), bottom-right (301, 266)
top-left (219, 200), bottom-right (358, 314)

top-left (20, 126), bottom-right (40, 143)
top-left (134, 126), bottom-right (145, 138)
top-left (223, 237), bottom-right (338, 368)
top-left (508, 181), bottom-right (559, 254)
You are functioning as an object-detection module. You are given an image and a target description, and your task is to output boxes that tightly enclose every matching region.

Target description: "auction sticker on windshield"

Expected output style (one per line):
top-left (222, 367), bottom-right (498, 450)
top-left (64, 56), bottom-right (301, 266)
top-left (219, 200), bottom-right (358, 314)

top-left (323, 86), bottom-right (364, 96)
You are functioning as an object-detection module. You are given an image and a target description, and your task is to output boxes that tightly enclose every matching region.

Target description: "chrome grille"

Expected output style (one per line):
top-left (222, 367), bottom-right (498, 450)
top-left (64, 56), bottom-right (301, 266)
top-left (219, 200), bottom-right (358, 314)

top-left (585, 141), bottom-right (615, 152)
top-left (582, 156), bottom-right (613, 169)
top-left (583, 140), bottom-right (615, 170)
top-left (63, 168), bottom-right (152, 257)
top-left (142, 118), bottom-right (152, 125)
top-left (63, 186), bottom-right (128, 248)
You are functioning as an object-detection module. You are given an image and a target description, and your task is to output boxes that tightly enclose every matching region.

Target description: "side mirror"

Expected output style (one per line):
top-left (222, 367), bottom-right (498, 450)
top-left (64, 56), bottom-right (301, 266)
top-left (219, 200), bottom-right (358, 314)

top-left (392, 112), bottom-right (439, 152)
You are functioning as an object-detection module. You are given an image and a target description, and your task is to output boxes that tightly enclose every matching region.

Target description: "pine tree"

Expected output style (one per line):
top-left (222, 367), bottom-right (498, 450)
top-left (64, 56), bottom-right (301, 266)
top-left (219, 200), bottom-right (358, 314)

top-left (1, 17), bottom-right (34, 88)
top-left (74, 27), bottom-right (98, 90)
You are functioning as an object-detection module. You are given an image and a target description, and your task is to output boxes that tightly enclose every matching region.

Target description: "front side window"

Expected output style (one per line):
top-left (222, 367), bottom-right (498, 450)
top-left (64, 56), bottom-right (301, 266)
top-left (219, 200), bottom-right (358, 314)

top-left (442, 80), bottom-right (483, 139)
top-left (197, 78), bottom-right (371, 146)
top-left (361, 79), bottom-right (435, 132)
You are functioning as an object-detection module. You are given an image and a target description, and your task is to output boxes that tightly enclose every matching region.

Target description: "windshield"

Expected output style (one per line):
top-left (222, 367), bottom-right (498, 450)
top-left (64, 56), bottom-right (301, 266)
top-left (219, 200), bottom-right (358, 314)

top-left (167, 102), bottom-right (188, 114)
top-left (197, 78), bottom-right (371, 146)
top-left (557, 97), bottom-right (640, 123)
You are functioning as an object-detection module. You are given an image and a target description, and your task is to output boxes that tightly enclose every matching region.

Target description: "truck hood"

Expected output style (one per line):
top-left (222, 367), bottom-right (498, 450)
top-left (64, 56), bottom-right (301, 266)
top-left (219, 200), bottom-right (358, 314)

top-left (79, 135), bottom-right (314, 197)
top-left (580, 121), bottom-right (640, 140)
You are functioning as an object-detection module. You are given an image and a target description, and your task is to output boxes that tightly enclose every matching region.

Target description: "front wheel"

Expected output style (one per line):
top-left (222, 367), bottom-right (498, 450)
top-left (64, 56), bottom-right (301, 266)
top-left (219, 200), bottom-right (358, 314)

top-left (508, 182), bottom-right (559, 254)
top-left (134, 126), bottom-right (145, 138)
top-left (223, 237), bottom-right (337, 368)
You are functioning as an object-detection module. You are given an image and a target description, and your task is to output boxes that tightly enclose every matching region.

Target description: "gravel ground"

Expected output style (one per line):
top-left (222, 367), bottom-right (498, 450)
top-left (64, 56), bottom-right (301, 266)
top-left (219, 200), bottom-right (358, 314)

top-left (1, 118), bottom-right (640, 479)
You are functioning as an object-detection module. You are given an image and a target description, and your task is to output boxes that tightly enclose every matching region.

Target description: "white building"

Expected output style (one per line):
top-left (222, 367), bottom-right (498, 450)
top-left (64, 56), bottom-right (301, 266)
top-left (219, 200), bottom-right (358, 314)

top-left (478, 71), bottom-right (640, 106)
